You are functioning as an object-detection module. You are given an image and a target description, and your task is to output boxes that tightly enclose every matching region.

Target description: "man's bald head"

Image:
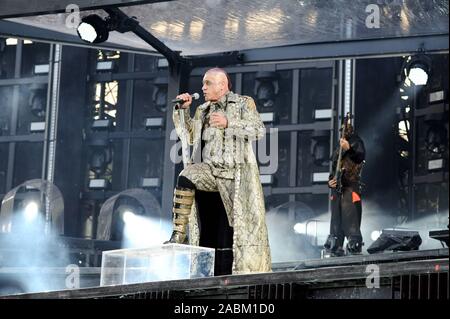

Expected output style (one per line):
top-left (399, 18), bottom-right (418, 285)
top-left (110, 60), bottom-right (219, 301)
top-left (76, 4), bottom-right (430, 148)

top-left (205, 68), bottom-right (232, 91)
top-left (202, 68), bottom-right (232, 102)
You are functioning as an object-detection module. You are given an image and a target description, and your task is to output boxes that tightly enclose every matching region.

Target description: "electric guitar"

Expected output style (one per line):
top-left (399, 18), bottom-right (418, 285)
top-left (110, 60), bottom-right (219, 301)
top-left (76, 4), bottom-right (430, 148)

top-left (334, 113), bottom-right (352, 194)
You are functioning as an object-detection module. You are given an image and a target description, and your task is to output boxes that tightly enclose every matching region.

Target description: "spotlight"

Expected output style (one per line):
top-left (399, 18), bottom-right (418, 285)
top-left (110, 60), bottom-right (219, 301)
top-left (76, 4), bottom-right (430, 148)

top-left (24, 201), bottom-right (39, 222)
top-left (311, 130), bottom-right (330, 167)
top-left (371, 230), bottom-right (382, 241)
top-left (1, 180), bottom-right (64, 235)
top-left (28, 84), bottom-right (47, 118)
top-left (293, 219), bottom-right (325, 245)
top-left (408, 67), bottom-right (428, 86)
top-left (96, 189), bottom-right (162, 242)
top-left (254, 72), bottom-right (279, 109)
top-left (424, 115), bottom-right (447, 171)
top-left (77, 15), bottom-right (110, 43)
top-left (88, 137), bottom-right (112, 177)
top-left (122, 210), bottom-right (136, 224)
top-left (293, 222), bottom-right (306, 234)
top-left (402, 54), bottom-right (432, 86)
top-left (256, 82), bottom-right (276, 108)
top-left (89, 148), bottom-right (111, 176)
top-left (312, 142), bottom-right (329, 166)
top-left (152, 77), bottom-right (168, 113)
top-left (77, 12), bottom-right (139, 44)
top-left (12, 187), bottom-right (42, 224)
top-left (111, 198), bottom-right (145, 241)
top-left (425, 122), bottom-right (446, 155)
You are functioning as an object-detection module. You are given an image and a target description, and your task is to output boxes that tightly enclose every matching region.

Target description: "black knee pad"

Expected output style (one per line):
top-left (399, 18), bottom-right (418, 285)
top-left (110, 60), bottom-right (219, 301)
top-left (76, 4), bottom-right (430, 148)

top-left (177, 175), bottom-right (196, 190)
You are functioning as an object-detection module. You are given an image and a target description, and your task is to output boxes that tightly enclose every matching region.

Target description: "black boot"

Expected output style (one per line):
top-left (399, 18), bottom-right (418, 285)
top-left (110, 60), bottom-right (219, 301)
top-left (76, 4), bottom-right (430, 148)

top-left (324, 235), bottom-right (345, 257)
top-left (347, 235), bottom-right (364, 255)
top-left (164, 187), bottom-right (195, 244)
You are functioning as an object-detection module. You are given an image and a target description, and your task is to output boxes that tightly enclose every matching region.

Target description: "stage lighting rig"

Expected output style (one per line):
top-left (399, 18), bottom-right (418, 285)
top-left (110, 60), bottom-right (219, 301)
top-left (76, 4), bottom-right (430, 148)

top-left (402, 54), bottom-right (432, 86)
top-left (77, 12), bottom-right (139, 44)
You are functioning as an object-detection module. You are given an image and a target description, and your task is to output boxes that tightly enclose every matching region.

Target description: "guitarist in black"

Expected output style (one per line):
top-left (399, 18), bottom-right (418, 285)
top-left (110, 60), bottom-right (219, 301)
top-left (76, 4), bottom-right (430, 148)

top-left (324, 114), bottom-right (366, 256)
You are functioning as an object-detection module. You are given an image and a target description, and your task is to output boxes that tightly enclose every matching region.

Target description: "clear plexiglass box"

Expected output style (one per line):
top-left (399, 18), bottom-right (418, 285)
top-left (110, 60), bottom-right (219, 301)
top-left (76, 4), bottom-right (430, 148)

top-left (100, 244), bottom-right (215, 286)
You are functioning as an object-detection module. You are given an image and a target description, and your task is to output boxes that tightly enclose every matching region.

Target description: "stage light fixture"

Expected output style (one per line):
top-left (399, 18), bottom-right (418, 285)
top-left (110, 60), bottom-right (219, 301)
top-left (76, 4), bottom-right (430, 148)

top-left (77, 12), bottom-right (139, 44)
top-left (140, 177), bottom-right (161, 188)
top-left (157, 58), bottom-right (169, 68)
top-left (254, 72), bottom-right (279, 109)
top-left (293, 222), bottom-right (306, 235)
top-left (89, 147), bottom-right (111, 176)
top-left (260, 174), bottom-right (274, 185)
top-left (312, 142), bottom-right (329, 167)
top-left (425, 122), bottom-right (447, 155)
top-left (144, 118), bottom-right (164, 129)
top-left (312, 172), bottom-right (329, 183)
top-left (122, 210), bottom-right (136, 224)
top-left (423, 115), bottom-right (447, 172)
top-left (402, 54), bottom-right (432, 86)
top-left (5, 38), bottom-right (18, 46)
top-left (311, 130), bottom-right (330, 167)
top-left (314, 109), bottom-right (333, 120)
top-left (24, 201), bottom-right (39, 222)
top-left (371, 230), bottom-right (382, 241)
top-left (29, 122), bottom-right (46, 133)
top-left (33, 64), bottom-right (49, 75)
top-left (293, 219), bottom-right (325, 246)
top-left (408, 67), bottom-right (428, 86)
top-left (28, 84), bottom-right (47, 118)
top-left (88, 178), bottom-right (108, 189)
top-left (111, 198), bottom-right (146, 241)
top-left (91, 118), bottom-right (112, 130)
top-left (428, 159), bottom-right (444, 171)
top-left (152, 77), bottom-right (169, 113)
top-left (429, 90), bottom-right (446, 104)
top-left (77, 15), bottom-right (110, 43)
top-left (260, 112), bottom-right (275, 123)
top-left (88, 136), bottom-right (112, 186)
top-left (96, 60), bottom-right (115, 71)
top-left (96, 189), bottom-right (162, 243)
top-left (0, 180), bottom-right (64, 235)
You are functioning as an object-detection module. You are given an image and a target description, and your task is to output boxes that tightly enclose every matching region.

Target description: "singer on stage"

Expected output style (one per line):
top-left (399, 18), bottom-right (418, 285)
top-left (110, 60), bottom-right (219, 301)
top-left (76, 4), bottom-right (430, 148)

top-left (165, 68), bottom-right (272, 275)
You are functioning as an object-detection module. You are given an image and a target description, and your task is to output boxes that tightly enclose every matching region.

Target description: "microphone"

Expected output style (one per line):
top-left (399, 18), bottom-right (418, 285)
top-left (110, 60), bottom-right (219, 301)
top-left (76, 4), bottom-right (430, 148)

top-left (172, 93), bottom-right (200, 106)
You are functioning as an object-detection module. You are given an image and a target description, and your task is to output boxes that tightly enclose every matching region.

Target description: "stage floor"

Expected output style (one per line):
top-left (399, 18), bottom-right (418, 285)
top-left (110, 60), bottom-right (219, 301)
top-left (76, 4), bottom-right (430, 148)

top-left (2, 248), bottom-right (448, 299)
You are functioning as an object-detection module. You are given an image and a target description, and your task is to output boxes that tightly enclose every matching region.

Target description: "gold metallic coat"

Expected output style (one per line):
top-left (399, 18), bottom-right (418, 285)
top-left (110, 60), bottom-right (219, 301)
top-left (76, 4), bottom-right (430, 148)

top-left (173, 92), bottom-right (272, 274)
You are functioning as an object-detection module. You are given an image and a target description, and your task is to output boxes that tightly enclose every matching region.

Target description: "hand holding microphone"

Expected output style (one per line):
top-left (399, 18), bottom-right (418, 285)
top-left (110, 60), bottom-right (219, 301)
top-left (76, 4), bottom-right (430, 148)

top-left (172, 93), bottom-right (200, 109)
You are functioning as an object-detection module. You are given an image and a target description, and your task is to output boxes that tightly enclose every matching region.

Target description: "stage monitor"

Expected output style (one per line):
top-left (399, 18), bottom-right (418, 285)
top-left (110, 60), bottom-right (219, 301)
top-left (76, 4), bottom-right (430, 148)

top-left (367, 229), bottom-right (422, 254)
